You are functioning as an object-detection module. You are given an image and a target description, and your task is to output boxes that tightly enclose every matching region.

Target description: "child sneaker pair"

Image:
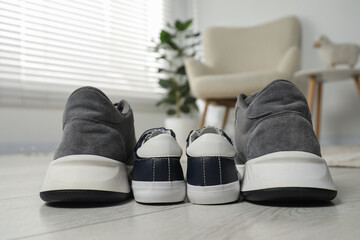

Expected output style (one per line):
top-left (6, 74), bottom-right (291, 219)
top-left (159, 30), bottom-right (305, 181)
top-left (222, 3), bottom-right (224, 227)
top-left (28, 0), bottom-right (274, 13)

top-left (132, 126), bottom-right (240, 204)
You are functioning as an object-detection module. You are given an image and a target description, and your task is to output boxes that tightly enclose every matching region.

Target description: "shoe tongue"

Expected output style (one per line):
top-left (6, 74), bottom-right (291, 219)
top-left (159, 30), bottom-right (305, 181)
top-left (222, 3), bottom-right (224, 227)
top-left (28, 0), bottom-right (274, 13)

top-left (246, 79), bottom-right (311, 120)
top-left (64, 86), bottom-right (124, 124)
top-left (199, 126), bottom-right (222, 136)
top-left (189, 126), bottom-right (222, 143)
top-left (141, 128), bottom-right (174, 145)
top-left (245, 91), bottom-right (260, 105)
top-left (115, 99), bottom-right (131, 114)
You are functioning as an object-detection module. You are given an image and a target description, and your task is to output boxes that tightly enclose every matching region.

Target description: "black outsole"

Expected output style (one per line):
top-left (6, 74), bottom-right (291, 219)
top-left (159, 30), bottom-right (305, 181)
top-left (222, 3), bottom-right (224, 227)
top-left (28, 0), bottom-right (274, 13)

top-left (40, 190), bottom-right (131, 203)
top-left (241, 187), bottom-right (337, 202)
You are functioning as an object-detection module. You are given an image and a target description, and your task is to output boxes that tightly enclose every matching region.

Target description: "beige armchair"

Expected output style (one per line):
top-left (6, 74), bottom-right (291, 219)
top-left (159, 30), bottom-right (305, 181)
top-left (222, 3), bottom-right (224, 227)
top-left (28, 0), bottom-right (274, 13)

top-left (185, 16), bottom-right (301, 129)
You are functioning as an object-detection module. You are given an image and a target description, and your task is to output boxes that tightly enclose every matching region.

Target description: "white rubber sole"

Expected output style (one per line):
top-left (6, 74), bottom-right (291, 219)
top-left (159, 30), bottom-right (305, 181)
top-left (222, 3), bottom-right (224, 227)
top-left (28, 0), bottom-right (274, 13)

top-left (187, 181), bottom-right (240, 205)
top-left (236, 164), bottom-right (245, 180)
top-left (241, 151), bottom-right (337, 192)
top-left (41, 155), bottom-right (131, 193)
top-left (132, 180), bottom-right (186, 203)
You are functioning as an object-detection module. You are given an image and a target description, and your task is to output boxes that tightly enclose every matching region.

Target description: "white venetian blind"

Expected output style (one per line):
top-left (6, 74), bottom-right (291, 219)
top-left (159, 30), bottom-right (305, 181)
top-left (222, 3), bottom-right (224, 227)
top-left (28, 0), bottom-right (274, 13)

top-left (0, 0), bottom-right (172, 105)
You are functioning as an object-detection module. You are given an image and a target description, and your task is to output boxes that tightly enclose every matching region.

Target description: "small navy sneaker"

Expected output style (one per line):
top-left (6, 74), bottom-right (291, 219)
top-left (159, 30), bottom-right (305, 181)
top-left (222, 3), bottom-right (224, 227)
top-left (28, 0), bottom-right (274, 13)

top-left (40, 86), bottom-right (136, 203)
top-left (132, 128), bottom-right (186, 203)
top-left (186, 126), bottom-right (240, 204)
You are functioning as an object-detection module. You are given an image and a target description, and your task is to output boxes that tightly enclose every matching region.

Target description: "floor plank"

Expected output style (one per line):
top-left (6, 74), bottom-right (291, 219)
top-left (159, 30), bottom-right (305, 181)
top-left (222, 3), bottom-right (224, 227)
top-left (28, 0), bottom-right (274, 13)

top-left (1, 154), bottom-right (360, 240)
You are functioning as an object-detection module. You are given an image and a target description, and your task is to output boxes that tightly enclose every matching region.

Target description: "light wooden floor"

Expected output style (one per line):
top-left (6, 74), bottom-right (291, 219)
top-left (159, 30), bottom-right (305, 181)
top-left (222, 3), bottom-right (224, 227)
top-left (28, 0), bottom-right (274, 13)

top-left (1, 154), bottom-right (360, 240)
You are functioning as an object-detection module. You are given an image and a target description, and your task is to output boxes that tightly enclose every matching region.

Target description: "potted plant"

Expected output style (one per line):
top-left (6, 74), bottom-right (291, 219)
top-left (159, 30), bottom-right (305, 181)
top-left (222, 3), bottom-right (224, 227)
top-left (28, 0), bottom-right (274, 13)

top-left (154, 19), bottom-right (200, 145)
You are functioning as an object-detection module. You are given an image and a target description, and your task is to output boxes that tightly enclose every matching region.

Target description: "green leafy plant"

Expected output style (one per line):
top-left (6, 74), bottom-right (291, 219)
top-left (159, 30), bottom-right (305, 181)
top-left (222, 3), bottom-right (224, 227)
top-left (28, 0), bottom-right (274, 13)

top-left (155, 19), bottom-right (200, 117)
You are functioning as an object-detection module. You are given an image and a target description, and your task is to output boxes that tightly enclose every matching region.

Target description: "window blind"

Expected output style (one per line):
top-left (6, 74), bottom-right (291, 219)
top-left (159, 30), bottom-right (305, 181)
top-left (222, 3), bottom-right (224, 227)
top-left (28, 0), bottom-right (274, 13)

top-left (0, 0), bottom-right (172, 105)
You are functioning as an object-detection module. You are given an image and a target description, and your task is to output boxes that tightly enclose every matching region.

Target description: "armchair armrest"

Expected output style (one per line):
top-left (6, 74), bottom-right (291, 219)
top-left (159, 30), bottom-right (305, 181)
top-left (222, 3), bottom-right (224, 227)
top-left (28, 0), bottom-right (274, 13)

top-left (277, 46), bottom-right (300, 76)
top-left (185, 58), bottom-right (213, 81)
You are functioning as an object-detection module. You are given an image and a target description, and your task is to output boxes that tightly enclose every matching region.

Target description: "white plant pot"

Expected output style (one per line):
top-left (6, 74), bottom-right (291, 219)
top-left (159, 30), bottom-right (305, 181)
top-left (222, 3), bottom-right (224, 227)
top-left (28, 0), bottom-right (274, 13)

top-left (164, 117), bottom-right (198, 149)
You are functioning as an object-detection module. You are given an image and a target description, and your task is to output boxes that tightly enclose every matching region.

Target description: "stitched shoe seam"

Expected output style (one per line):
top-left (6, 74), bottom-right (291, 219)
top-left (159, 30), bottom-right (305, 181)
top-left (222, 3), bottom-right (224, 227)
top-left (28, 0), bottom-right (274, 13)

top-left (202, 158), bottom-right (206, 186)
top-left (168, 157), bottom-right (171, 181)
top-left (218, 156), bottom-right (222, 184)
top-left (152, 159), bottom-right (155, 181)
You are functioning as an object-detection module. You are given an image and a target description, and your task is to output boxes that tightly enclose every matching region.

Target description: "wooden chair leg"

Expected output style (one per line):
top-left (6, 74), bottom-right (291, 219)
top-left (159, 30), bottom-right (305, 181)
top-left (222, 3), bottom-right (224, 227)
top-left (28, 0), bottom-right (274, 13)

top-left (200, 100), bottom-right (209, 128)
top-left (221, 106), bottom-right (230, 130)
top-left (354, 75), bottom-right (360, 98)
top-left (315, 82), bottom-right (323, 138)
top-left (307, 76), bottom-right (316, 113)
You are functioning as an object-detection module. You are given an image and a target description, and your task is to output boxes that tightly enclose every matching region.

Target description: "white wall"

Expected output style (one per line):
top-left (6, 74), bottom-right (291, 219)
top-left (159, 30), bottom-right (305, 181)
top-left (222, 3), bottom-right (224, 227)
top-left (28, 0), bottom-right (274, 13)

top-left (0, 104), bottom-right (166, 154)
top-left (0, 0), bottom-right (181, 154)
top-left (191, 0), bottom-right (360, 144)
top-left (1, 0), bottom-right (359, 154)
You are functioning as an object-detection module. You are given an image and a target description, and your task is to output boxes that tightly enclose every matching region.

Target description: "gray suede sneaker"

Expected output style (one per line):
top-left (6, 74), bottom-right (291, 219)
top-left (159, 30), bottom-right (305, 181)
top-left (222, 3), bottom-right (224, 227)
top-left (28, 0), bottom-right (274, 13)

top-left (235, 80), bottom-right (337, 202)
top-left (40, 86), bottom-right (136, 203)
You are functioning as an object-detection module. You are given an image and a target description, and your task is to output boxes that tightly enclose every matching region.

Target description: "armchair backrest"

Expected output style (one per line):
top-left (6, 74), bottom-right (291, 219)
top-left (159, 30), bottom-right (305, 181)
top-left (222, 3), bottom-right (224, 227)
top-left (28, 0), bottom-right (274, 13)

top-left (203, 16), bottom-right (301, 74)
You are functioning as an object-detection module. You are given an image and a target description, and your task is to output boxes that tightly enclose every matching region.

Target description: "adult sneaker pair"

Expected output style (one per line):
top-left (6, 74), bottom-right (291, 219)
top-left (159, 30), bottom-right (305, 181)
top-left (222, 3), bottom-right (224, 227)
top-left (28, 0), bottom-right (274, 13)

top-left (132, 126), bottom-right (240, 204)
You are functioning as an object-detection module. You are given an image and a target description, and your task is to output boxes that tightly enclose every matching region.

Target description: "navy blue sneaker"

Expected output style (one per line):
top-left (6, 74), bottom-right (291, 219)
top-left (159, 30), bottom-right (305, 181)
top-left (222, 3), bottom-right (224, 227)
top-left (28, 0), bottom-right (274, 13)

top-left (186, 126), bottom-right (240, 204)
top-left (132, 128), bottom-right (186, 203)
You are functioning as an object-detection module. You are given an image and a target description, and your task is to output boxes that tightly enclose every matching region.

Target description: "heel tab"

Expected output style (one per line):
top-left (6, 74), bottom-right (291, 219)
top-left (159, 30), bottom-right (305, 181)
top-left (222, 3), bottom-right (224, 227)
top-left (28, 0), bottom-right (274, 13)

top-left (137, 134), bottom-right (182, 158)
top-left (187, 133), bottom-right (235, 157)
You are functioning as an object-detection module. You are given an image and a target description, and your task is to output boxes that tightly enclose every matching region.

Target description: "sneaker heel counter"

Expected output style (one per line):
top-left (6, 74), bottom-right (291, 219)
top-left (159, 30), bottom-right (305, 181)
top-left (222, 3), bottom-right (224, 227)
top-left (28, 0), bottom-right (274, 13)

top-left (187, 156), bottom-right (238, 186)
top-left (132, 157), bottom-right (184, 181)
top-left (247, 113), bottom-right (321, 160)
top-left (187, 134), bottom-right (235, 158)
top-left (55, 120), bottom-right (126, 161)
